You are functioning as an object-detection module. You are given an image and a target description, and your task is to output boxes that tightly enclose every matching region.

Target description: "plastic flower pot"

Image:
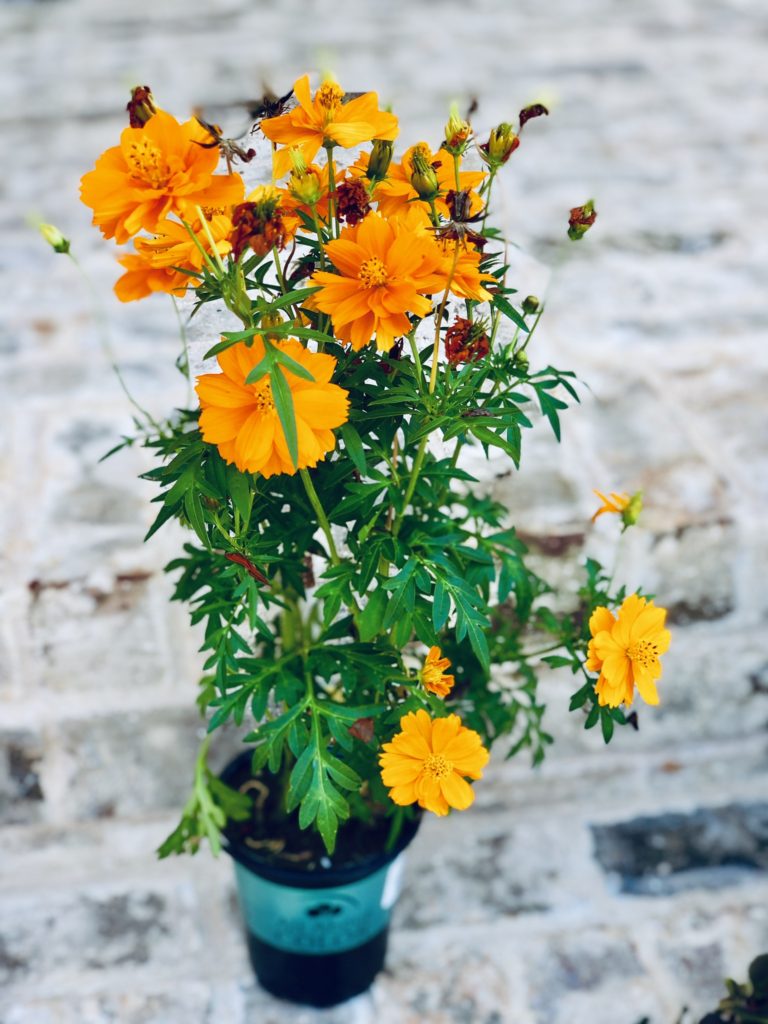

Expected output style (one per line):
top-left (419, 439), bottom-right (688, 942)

top-left (220, 752), bottom-right (420, 1007)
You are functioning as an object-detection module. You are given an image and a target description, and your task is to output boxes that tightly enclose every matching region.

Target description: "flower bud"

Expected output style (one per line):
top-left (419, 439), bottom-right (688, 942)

top-left (126, 85), bottom-right (157, 128)
top-left (367, 139), bottom-right (394, 182)
top-left (409, 145), bottom-right (441, 201)
top-left (568, 199), bottom-right (597, 240)
top-left (39, 222), bottom-right (70, 254)
top-left (522, 295), bottom-right (540, 315)
top-left (288, 150), bottom-right (324, 207)
top-left (621, 491), bottom-right (643, 530)
top-left (513, 349), bottom-right (529, 369)
top-left (479, 123), bottom-right (519, 169)
top-left (442, 102), bottom-right (472, 155)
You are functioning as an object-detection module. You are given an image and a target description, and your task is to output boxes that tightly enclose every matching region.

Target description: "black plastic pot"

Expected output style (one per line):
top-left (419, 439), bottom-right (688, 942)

top-left (220, 752), bottom-right (420, 1007)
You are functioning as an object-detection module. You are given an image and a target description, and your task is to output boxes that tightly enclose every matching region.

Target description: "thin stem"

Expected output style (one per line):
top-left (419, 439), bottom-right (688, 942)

top-left (324, 144), bottom-right (339, 237)
top-left (428, 242), bottom-right (461, 394)
top-left (392, 436), bottom-right (428, 539)
top-left (272, 246), bottom-right (298, 323)
top-left (66, 252), bottom-right (162, 431)
top-left (515, 306), bottom-right (544, 356)
top-left (481, 170), bottom-right (497, 231)
top-left (406, 328), bottom-right (423, 391)
top-left (300, 468), bottom-right (340, 565)
top-left (194, 206), bottom-right (226, 274)
top-left (171, 297), bottom-right (194, 404)
top-left (452, 153), bottom-right (461, 191)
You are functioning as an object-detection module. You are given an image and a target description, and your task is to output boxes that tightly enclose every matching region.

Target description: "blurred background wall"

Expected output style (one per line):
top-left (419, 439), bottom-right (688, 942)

top-left (1, 1), bottom-right (767, 1022)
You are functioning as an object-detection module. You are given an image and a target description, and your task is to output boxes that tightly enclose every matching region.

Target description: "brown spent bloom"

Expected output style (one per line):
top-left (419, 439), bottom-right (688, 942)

top-left (126, 85), bottom-right (157, 127)
top-left (568, 200), bottom-right (597, 240)
top-left (230, 195), bottom-right (291, 259)
top-left (336, 178), bottom-right (371, 225)
top-left (519, 103), bottom-right (549, 130)
top-left (444, 317), bottom-right (490, 365)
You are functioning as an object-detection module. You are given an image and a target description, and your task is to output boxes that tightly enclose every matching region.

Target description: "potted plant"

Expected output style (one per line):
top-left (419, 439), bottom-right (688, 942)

top-left (64, 74), bottom-right (671, 1007)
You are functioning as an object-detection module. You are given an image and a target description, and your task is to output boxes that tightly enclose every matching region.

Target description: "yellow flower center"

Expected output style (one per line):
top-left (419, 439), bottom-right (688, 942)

top-left (317, 81), bottom-right (344, 118)
top-left (358, 256), bottom-right (389, 288)
top-left (125, 138), bottom-right (171, 188)
top-left (423, 754), bottom-right (453, 780)
top-left (250, 376), bottom-right (275, 414)
top-left (627, 639), bottom-right (659, 668)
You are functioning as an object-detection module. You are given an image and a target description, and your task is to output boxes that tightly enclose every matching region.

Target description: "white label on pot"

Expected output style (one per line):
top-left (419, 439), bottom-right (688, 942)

top-left (380, 852), bottom-right (405, 910)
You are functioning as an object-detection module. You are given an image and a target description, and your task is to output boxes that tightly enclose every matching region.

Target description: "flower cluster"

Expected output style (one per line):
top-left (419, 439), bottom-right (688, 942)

top-left (77, 75), bottom-right (667, 857)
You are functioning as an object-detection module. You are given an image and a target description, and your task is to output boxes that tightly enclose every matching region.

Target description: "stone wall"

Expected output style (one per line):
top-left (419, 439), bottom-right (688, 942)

top-left (1, 0), bottom-right (767, 1021)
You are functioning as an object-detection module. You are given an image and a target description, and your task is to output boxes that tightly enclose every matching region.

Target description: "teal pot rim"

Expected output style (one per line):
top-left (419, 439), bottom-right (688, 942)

top-left (219, 751), bottom-right (421, 889)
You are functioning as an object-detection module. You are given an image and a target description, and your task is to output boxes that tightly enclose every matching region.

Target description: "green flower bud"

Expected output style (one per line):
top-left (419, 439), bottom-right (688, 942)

top-left (621, 491), bottom-right (643, 530)
top-left (39, 222), bottom-right (70, 254)
top-left (480, 123), bottom-right (519, 169)
top-left (409, 145), bottom-right (440, 201)
top-left (442, 102), bottom-right (472, 156)
top-left (367, 139), bottom-right (394, 182)
top-left (522, 295), bottom-right (540, 315)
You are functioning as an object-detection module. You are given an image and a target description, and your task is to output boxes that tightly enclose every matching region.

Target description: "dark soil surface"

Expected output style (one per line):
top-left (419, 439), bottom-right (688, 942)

top-left (221, 755), bottom-right (416, 874)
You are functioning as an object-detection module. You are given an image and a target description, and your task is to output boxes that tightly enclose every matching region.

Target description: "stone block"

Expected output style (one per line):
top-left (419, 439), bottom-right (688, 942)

top-left (0, 881), bottom-right (202, 992)
top-left (0, 730), bottom-right (45, 826)
top-left (591, 802), bottom-right (768, 896)
top-left (53, 708), bottom-right (204, 820)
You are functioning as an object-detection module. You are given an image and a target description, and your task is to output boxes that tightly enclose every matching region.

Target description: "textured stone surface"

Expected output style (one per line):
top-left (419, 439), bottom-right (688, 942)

top-left (2, 0), bottom-right (767, 1021)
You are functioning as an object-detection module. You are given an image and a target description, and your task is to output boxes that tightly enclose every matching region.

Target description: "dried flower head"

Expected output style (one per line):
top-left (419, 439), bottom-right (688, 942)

top-left (336, 178), bottom-right (371, 225)
top-left (126, 85), bottom-right (157, 128)
top-left (568, 199), bottom-right (597, 240)
top-left (444, 316), bottom-right (490, 365)
top-left (230, 187), bottom-right (294, 259)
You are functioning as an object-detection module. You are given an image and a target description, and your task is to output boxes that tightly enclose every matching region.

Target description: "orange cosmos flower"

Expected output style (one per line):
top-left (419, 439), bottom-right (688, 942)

top-left (585, 594), bottom-right (671, 708)
top-left (390, 205), bottom-right (494, 303)
top-left (310, 213), bottom-right (445, 350)
top-left (379, 710), bottom-right (489, 816)
top-left (80, 110), bottom-right (244, 243)
top-left (115, 214), bottom-right (233, 302)
top-left (357, 142), bottom-right (485, 219)
top-left (261, 75), bottom-right (398, 180)
top-left (421, 646), bottom-right (455, 698)
top-left (196, 339), bottom-right (349, 477)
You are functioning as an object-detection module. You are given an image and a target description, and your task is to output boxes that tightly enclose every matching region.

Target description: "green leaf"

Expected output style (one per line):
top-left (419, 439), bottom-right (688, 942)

top-left (358, 586), bottom-right (388, 642)
top-left (492, 295), bottom-right (530, 332)
top-left (227, 465), bottom-right (252, 522)
top-left (273, 347), bottom-right (315, 381)
top-left (183, 491), bottom-right (211, 549)
top-left (600, 708), bottom-right (614, 743)
top-left (339, 423), bottom-right (367, 475)
top-left (269, 364), bottom-right (299, 467)
top-left (432, 579), bottom-right (450, 632)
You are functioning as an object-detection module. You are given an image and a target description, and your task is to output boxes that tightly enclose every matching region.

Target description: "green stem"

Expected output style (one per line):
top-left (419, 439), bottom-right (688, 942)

top-left (392, 436), bottom-right (428, 539)
top-left (195, 205), bottom-right (226, 274)
top-left (324, 144), bottom-right (339, 237)
top-left (406, 328), bottom-right (423, 391)
top-left (514, 306), bottom-right (544, 356)
top-left (66, 252), bottom-right (162, 431)
top-left (481, 170), bottom-right (497, 231)
top-left (171, 296), bottom-right (193, 404)
top-left (300, 468), bottom-right (340, 565)
top-left (452, 153), bottom-right (461, 191)
top-left (428, 242), bottom-right (461, 394)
